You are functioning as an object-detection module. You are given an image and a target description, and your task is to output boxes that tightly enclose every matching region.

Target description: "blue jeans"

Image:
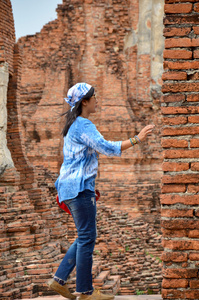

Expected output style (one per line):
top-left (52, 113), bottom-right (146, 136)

top-left (54, 190), bottom-right (97, 293)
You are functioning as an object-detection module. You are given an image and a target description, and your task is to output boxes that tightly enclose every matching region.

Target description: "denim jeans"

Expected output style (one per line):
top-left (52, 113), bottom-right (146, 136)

top-left (54, 189), bottom-right (97, 293)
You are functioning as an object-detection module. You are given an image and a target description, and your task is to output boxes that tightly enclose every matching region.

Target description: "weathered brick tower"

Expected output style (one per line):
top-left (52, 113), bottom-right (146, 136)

top-left (17, 0), bottom-right (164, 219)
top-left (161, 1), bottom-right (199, 299)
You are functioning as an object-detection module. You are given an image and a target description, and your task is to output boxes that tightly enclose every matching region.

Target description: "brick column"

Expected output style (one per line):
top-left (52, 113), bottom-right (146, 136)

top-left (161, 1), bottom-right (199, 299)
top-left (0, 63), bottom-right (14, 175)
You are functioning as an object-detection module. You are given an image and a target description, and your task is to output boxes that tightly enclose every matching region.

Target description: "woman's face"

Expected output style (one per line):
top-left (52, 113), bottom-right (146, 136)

top-left (87, 93), bottom-right (98, 114)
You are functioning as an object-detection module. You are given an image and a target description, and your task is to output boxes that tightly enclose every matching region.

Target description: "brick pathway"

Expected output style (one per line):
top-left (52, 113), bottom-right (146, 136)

top-left (22, 295), bottom-right (162, 300)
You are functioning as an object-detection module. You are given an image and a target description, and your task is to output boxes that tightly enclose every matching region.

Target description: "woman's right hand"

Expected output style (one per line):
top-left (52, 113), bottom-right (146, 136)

top-left (137, 125), bottom-right (155, 142)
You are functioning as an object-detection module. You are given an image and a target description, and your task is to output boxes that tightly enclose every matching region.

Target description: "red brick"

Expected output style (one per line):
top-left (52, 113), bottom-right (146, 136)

top-left (185, 290), bottom-right (199, 299)
top-left (188, 116), bottom-right (199, 123)
top-left (193, 26), bottom-right (199, 35)
top-left (161, 208), bottom-right (193, 218)
top-left (163, 116), bottom-right (187, 125)
top-left (188, 230), bottom-right (199, 238)
top-left (162, 289), bottom-right (184, 299)
top-left (162, 239), bottom-right (199, 250)
top-left (163, 94), bottom-right (185, 103)
top-left (163, 27), bottom-right (191, 37)
top-left (162, 278), bottom-right (188, 288)
top-left (161, 106), bottom-right (199, 115)
top-left (162, 71), bottom-right (187, 81)
top-left (165, 37), bottom-right (192, 48)
top-left (191, 163), bottom-right (199, 171)
top-left (165, 37), bottom-right (199, 49)
top-left (187, 72), bottom-right (199, 80)
top-left (162, 162), bottom-right (189, 172)
top-left (191, 39), bottom-right (199, 47)
top-left (187, 184), bottom-right (199, 193)
top-left (190, 280), bottom-right (199, 288)
top-left (162, 127), bottom-right (199, 136)
top-left (190, 139), bottom-right (199, 148)
top-left (162, 268), bottom-right (198, 279)
top-left (194, 49), bottom-right (199, 59)
top-left (163, 174), bottom-right (199, 184)
top-left (162, 220), bottom-right (199, 230)
top-left (161, 139), bottom-right (188, 148)
top-left (162, 228), bottom-right (188, 238)
top-left (164, 15), bottom-right (199, 26)
top-left (163, 49), bottom-right (192, 60)
top-left (187, 94), bottom-right (199, 102)
top-left (163, 149), bottom-right (199, 159)
top-left (189, 253), bottom-right (199, 261)
top-left (194, 3), bottom-right (199, 12)
top-left (161, 252), bottom-right (188, 262)
top-left (162, 82), bottom-right (199, 93)
top-left (195, 209), bottom-right (199, 217)
top-left (160, 194), bottom-right (199, 205)
top-left (166, 60), bottom-right (199, 70)
top-left (165, 3), bottom-right (193, 14)
top-left (161, 184), bottom-right (186, 193)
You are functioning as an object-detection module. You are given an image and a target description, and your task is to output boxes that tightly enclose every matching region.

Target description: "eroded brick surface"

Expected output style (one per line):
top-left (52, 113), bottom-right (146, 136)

top-left (162, 0), bottom-right (199, 299)
top-left (17, 0), bottom-right (164, 216)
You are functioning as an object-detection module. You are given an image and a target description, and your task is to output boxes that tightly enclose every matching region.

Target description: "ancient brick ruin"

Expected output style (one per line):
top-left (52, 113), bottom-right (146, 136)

top-left (161, 1), bottom-right (199, 299)
top-left (17, 0), bottom-right (164, 219)
top-left (0, 0), bottom-right (199, 299)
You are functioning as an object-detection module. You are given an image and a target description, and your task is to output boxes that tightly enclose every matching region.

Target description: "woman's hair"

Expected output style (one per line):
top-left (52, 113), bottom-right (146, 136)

top-left (61, 87), bottom-right (94, 137)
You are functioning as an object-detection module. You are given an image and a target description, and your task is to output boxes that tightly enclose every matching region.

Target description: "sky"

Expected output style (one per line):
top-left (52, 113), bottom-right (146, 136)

top-left (12, 0), bottom-right (62, 40)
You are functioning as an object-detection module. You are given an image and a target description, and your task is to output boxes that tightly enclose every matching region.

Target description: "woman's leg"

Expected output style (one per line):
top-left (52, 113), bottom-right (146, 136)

top-left (66, 190), bottom-right (97, 293)
top-left (54, 239), bottom-right (77, 283)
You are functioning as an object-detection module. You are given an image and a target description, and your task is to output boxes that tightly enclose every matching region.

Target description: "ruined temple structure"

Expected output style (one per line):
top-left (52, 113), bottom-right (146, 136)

top-left (1, 0), bottom-right (199, 299)
top-left (17, 0), bottom-right (164, 219)
top-left (161, 1), bottom-right (199, 299)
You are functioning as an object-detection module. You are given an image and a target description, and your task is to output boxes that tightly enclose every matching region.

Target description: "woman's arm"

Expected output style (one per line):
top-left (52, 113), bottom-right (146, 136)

top-left (121, 124), bottom-right (155, 152)
top-left (78, 118), bottom-right (154, 155)
top-left (78, 119), bottom-right (122, 157)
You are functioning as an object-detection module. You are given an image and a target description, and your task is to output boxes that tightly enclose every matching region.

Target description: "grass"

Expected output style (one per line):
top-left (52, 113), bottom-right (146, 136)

top-left (136, 289), bottom-right (145, 295)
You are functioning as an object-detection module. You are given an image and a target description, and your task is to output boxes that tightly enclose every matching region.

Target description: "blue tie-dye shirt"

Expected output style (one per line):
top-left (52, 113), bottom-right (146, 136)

top-left (55, 116), bottom-right (122, 203)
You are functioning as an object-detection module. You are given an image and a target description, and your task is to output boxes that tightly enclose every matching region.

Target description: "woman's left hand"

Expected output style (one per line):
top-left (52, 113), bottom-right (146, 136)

top-left (137, 124), bottom-right (155, 142)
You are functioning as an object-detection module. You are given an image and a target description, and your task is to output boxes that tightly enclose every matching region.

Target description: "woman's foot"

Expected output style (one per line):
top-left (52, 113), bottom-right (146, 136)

top-left (47, 279), bottom-right (76, 299)
top-left (79, 289), bottom-right (114, 300)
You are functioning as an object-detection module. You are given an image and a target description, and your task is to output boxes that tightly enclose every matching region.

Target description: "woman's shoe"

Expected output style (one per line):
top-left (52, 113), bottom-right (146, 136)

top-left (47, 279), bottom-right (76, 299)
top-left (79, 289), bottom-right (114, 300)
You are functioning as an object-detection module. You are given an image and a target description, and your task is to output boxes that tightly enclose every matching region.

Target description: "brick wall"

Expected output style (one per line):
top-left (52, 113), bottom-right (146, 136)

top-left (17, 0), bottom-right (164, 218)
top-left (0, 0), bottom-right (16, 180)
top-left (0, 0), bottom-right (15, 75)
top-left (161, 1), bottom-right (199, 299)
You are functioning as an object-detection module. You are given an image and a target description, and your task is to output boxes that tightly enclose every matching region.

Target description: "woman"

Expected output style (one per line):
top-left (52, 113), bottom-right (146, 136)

top-left (48, 83), bottom-right (154, 300)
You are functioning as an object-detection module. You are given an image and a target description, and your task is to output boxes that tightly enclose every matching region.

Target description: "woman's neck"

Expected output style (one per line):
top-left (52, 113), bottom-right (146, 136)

top-left (80, 112), bottom-right (89, 119)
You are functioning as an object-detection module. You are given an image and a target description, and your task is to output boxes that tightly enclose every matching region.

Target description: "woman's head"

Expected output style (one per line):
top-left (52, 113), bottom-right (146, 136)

top-left (62, 83), bottom-right (95, 136)
top-left (65, 83), bottom-right (94, 110)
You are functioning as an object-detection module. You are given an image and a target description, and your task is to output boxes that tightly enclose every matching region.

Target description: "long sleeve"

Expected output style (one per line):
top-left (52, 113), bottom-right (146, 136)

top-left (77, 118), bottom-right (122, 157)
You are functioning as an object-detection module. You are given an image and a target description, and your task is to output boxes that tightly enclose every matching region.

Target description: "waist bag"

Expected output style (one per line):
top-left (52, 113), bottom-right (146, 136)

top-left (56, 190), bottom-right (100, 215)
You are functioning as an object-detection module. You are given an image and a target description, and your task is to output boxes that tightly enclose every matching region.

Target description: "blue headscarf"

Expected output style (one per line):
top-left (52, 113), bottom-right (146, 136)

top-left (64, 83), bottom-right (92, 110)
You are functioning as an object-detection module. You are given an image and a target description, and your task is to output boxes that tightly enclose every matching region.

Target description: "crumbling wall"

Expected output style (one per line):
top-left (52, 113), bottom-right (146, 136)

top-left (161, 1), bottom-right (199, 299)
top-left (18, 0), bottom-right (164, 219)
top-left (0, 0), bottom-right (15, 176)
top-left (0, 2), bottom-right (74, 299)
top-left (0, 1), bottom-right (164, 298)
